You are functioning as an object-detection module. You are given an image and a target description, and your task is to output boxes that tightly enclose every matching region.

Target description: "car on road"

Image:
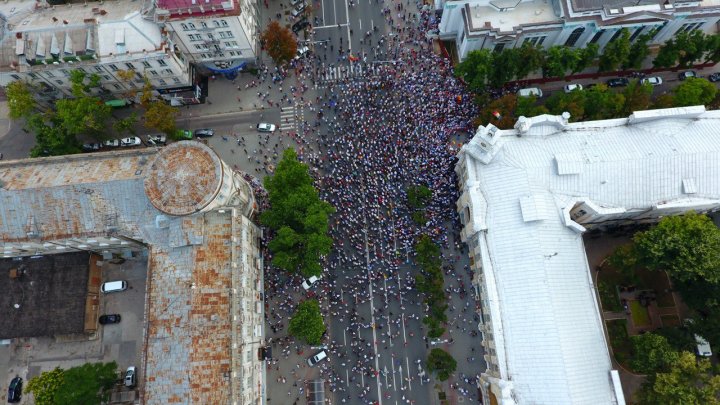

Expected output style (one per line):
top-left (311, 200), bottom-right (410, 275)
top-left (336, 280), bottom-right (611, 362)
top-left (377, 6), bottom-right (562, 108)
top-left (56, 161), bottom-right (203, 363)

top-left (302, 275), bottom-right (320, 290)
top-left (120, 136), bottom-right (142, 147)
top-left (709, 72), bottom-right (720, 82)
top-left (292, 19), bottom-right (311, 34)
top-left (124, 366), bottom-right (136, 388)
top-left (257, 123), bottom-right (276, 132)
top-left (146, 134), bottom-right (167, 146)
top-left (678, 71), bottom-right (697, 80)
top-left (606, 77), bottom-right (629, 87)
top-left (291, 2), bottom-right (306, 17)
top-left (99, 314), bottom-right (122, 324)
top-left (104, 139), bottom-right (121, 148)
top-left (194, 128), bottom-right (215, 138)
top-left (8, 376), bottom-right (22, 403)
top-left (564, 84), bottom-right (583, 93)
top-left (296, 46), bottom-right (310, 59)
top-left (82, 142), bottom-right (102, 152)
top-left (641, 76), bottom-right (663, 86)
top-left (291, 0), bottom-right (303, 5)
top-left (517, 87), bottom-right (542, 98)
top-left (175, 129), bottom-right (193, 140)
top-left (307, 350), bottom-right (328, 366)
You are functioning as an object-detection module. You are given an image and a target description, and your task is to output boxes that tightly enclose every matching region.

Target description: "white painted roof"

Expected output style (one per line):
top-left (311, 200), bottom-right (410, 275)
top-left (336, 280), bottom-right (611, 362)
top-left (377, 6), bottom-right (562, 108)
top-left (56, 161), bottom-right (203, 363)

top-left (458, 106), bottom-right (720, 405)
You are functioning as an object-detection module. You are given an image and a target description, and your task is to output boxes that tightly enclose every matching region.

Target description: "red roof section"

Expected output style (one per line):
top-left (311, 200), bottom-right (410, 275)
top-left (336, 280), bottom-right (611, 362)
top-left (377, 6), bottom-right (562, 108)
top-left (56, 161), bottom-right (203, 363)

top-left (156, 0), bottom-right (237, 18)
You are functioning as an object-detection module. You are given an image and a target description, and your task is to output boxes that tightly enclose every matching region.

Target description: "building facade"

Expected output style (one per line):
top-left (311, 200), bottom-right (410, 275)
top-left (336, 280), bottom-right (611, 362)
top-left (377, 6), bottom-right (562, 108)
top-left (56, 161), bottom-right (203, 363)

top-left (455, 106), bottom-right (720, 404)
top-left (438, 0), bottom-right (720, 61)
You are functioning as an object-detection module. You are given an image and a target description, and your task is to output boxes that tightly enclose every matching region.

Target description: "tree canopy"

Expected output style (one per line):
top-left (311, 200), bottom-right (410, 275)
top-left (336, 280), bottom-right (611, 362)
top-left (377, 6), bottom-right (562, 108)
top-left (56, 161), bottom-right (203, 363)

top-left (262, 149), bottom-right (334, 277)
top-left (260, 21), bottom-right (297, 65)
top-left (415, 235), bottom-right (447, 338)
top-left (426, 348), bottom-right (457, 381)
top-left (26, 362), bottom-right (118, 405)
top-left (671, 77), bottom-right (718, 107)
top-left (638, 351), bottom-right (720, 405)
top-left (143, 100), bottom-right (180, 136)
top-left (630, 333), bottom-right (680, 374)
top-left (6, 80), bottom-right (35, 119)
top-left (289, 299), bottom-right (326, 345)
top-left (598, 28), bottom-right (631, 72)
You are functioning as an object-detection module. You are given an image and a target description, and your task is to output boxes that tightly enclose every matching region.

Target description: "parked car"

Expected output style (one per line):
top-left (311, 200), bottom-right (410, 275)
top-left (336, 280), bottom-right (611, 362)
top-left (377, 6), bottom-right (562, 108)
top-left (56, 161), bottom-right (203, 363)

top-left (292, 19), bottom-right (311, 34)
top-left (194, 128), bottom-right (215, 138)
top-left (82, 142), bottom-right (102, 152)
top-left (99, 314), bottom-right (122, 324)
top-left (564, 84), bottom-right (583, 93)
top-left (124, 366), bottom-right (136, 388)
top-left (517, 87), bottom-right (542, 97)
top-left (606, 77), bottom-right (629, 87)
top-left (7, 376), bottom-right (22, 403)
top-left (104, 139), bottom-right (121, 148)
top-left (291, 0), bottom-right (304, 5)
top-left (291, 2), bottom-right (306, 17)
top-left (146, 134), bottom-right (167, 146)
top-left (302, 275), bottom-right (321, 291)
top-left (101, 280), bottom-right (128, 293)
top-left (257, 123), bottom-right (276, 133)
top-left (296, 46), bottom-right (310, 59)
top-left (120, 136), bottom-right (142, 147)
top-left (709, 72), bottom-right (720, 82)
top-left (641, 76), bottom-right (663, 86)
top-left (678, 71), bottom-right (697, 80)
top-left (175, 129), bottom-right (193, 140)
top-left (307, 350), bottom-right (328, 366)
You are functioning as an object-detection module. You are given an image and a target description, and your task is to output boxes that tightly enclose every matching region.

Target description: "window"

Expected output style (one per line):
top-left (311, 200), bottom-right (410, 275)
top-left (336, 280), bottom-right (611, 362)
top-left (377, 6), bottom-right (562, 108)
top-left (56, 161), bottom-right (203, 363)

top-left (158, 79), bottom-right (167, 85)
top-left (11, 74), bottom-right (20, 80)
top-left (589, 29), bottom-right (605, 44)
top-left (149, 70), bottom-right (158, 76)
top-left (629, 27), bottom-right (645, 42)
top-left (95, 66), bottom-right (104, 72)
top-left (651, 22), bottom-right (667, 39)
top-left (46, 71), bottom-right (55, 78)
top-left (157, 59), bottom-right (167, 66)
top-left (219, 32), bottom-right (227, 38)
top-left (229, 51), bottom-right (236, 56)
top-left (125, 63), bottom-right (135, 70)
top-left (221, 20), bottom-right (228, 27)
top-left (181, 23), bottom-right (188, 30)
top-left (173, 77), bottom-right (181, 83)
top-left (108, 64), bottom-right (119, 71)
top-left (188, 22), bottom-right (196, 29)
top-left (230, 41), bottom-right (238, 47)
top-left (608, 29), bottom-right (624, 43)
top-left (524, 36), bottom-right (546, 46)
top-left (28, 72), bottom-right (38, 79)
top-left (214, 44), bottom-right (221, 51)
top-left (201, 21), bottom-right (208, 28)
top-left (113, 83), bottom-right (121, 89)
top-left (103, 75), bottom-right (111, 80)
top-left (679, 22), bottom-right (704, 33)
top-left (142, 61), bottom-right (151, 68)
top-left (225, 31), bottom-right (233, 38)
top-left (213, 20), bottom-right (220, 27)
top-left (60, 69), bottom-right (70, 77)
top-left (217, 53), bottom-right (225, 57)
top-left (56, 80), bottom-right (63, 85)
top-left (493, 43), bottom-right (506, 53)
top-left (195, 44), bottom-right (204, 50)
top-left (163, 69), bottom-right (173, 75)
top-left (208, 33), bottom-right (214, 40)
top-left (564, 27), bottom-right (585, 47)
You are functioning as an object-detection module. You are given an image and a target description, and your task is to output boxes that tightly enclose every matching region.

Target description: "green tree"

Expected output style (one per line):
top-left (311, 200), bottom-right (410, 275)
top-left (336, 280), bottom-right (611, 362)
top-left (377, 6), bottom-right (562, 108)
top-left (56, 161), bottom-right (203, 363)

top-left (426, 348), bottom-right (457, 381)
top-left (26, 367), bottom-right (65, 405)
top-left (143, 101), bottom-right (179, 136)
top-left (672, 77), bottom-right (718, 107)
top-left (28, 114), bottom-right (82, 157)
top-left (6, 80), bottom-right (36, 119)
top-left (516, 43), bottom-right (545, 79)
top-left (545, 89), bottom-right (586, 121)
top-left (53, 362), bottom-right (118, 405)
top-left (583, 84), bottom-right (624, 120)
top-left (543, 46), bottom-right (578, 78)
top-left (598, 28), bottom-right (631, 72)
top-left (476, 94), bottom-right (518, 129)
top-left (630, 333), bottom-right (680, 374)
top-left (675, 30), bottom-right (708, 67)
top-left (638, 351), bottom-right (720, 405)
top-left (574, 43), bottom-right (599, 73)
top-left (489, 47), bottom-right (521, 86)
top-left (515, 95), bottom-right (549, 118)
top-left (113, 112), bottom-right (138, 136)
top-left (653, 93), bottom-right (675, 109)
top-left (621, 79), bottom-right (653, 115)
top-left (260, 21), bottom-right (297, 65)
top-left (624, 32), bottom-right (653, 70)
top-left (653, 37), bottom-right (679, 68)
top-left (455, 49), bottom-right (494, 92)
top-left (703, 33), bottom-right (720, 63)
top-left (633, 211), bottom-right (720, 284)
top-left (407, 185), bottom-right (432, 209)
top-left (288, 299), bottom-right (326, 345)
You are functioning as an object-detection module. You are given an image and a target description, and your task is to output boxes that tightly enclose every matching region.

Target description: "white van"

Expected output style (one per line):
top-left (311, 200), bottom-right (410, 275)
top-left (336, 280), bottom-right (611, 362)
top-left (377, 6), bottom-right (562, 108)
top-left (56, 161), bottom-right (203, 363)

top-left (307, 350), bottom-right (328, 366)
top-left (101, 280), bottom-right (128, 293)
top-left (695, 334), bottom-right (712, 357)
top-left (518, 87), bottom-right (543, 98)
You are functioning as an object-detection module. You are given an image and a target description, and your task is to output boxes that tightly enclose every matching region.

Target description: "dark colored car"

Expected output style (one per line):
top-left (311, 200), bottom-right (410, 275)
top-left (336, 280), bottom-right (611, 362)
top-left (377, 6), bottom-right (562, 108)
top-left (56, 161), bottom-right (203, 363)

top-left (99, 314), bottom-right (122, 324)
top-left (194, 128), bottom-right (215, 138)
top-left (709, 73), bottom-right (720, 82)
top-left (292, 19), bottom-right (311, 34)
top-left (8, 376), bottom-right (22, 403)
top-left (82, 142), bottom-right (102, 152)
top-left (679, 71), bottom-right (697, 80)
top-left (606, 78), bottom-right (629, 87)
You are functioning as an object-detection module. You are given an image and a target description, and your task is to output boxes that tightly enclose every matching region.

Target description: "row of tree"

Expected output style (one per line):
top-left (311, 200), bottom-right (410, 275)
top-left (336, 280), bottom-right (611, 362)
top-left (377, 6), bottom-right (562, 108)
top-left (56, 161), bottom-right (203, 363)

top-left (414, 234), bottom-right (448, 339)
top-left (7, 69), bottom-right (181, 157)
top-left (26, 362), bottom-right (118, 405)
top-left (478, 77), bottom-right (718, 129)
top-left (288, 299), bottom-right (326, 345)
top-left (455, 29), bottom-right (720, 91)
top-left (261, 148), bottom-right (335, 278)
top-left (407, 184), bottom-right (433, 225)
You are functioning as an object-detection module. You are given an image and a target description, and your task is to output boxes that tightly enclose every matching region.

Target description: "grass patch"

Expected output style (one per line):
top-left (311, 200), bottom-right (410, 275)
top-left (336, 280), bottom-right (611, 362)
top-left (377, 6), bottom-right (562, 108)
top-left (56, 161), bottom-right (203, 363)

top-left (607, 319), bottom-right (632, 367)
top-left (629, 300), bottom-right (651, 327)
top-left (660, 314), bottom-right (681, 327)
top-left (598, 280), bottom-right (622, 312)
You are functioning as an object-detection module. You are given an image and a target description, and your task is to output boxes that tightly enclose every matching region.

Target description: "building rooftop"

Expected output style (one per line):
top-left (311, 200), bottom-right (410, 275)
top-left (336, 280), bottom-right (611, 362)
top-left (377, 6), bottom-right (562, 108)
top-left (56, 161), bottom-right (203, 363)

top-left (468, 0), bottom-right (560, 33)
top-left (457, 106), bottom-right (720, 404)
top-left (155, 0), bottom-right (237, 19)
top-left (0, 143), bottom-right (260, 403)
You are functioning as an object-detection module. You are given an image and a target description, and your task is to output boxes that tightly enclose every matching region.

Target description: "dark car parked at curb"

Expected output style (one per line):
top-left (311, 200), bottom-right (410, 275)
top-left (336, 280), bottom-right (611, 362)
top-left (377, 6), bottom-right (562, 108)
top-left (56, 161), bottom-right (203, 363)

top-left (194, 128), bottom-right (215, 138)
top-left (8, 376), bottom-right (22, 403)
top-left (606, 78), bottom-right (629, 87)
top-left (679, 71), bottom-right (697, 80)
top-left (292, 18), bottom-right (310, 34)
top-left (709, 73), bottom-right (720, 82)
top-left (99, 314), bottom-right (122, 324)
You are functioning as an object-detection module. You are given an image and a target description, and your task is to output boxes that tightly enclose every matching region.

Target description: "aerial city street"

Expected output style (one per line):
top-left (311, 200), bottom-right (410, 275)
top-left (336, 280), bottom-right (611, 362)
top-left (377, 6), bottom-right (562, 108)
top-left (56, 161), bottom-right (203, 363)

top-left (2, 0), bottom-right (720, 404)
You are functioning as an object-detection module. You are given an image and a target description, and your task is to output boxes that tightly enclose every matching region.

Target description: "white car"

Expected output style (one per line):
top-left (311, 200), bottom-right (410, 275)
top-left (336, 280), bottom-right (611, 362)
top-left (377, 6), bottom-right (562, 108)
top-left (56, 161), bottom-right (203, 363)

top-left (257, 123), bottom-right (276, 133)
top-left (302, 275), bottom-right (320, 291)
top-left (291, 3), bottom-right (306, 17)
top-left (564, 84), bottom-right (583, 93)
top-left (146, 134), bottom-right (167, 146)
top-left (641, 76), bottom-right (663, 86)
top-left (295, 46), bottom-right (310, 59)
top-left (104, 139), bottom-right (120, 148)
top-left (307, 350), bottom-right (328, 366)
top-left (120, 136), bottom-right (142, 147)
top-left (124, 366), bottom-right (136, 388)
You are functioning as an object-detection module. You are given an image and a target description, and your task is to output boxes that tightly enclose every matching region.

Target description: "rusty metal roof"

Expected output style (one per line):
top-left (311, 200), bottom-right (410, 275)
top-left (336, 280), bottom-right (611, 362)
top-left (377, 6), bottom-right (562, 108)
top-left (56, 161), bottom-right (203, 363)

top-left (145, 141), bottom-right (224, 216)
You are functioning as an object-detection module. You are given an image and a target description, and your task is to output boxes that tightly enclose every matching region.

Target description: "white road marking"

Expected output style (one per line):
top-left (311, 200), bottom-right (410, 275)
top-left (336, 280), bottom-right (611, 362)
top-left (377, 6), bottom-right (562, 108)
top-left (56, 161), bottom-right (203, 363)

top-left (313, 23), bottom-right (349, 29)
top-left (401, 313), bottom-right (407, 343)
top-left (344, 0), bottom-right (352, 52)
top-left (406, 357), bottom-right (412, 391)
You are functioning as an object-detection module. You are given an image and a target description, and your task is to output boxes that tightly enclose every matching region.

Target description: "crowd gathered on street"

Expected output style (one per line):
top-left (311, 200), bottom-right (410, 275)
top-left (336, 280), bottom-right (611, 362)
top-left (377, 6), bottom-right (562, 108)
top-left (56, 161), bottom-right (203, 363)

top-left (252, 0), bottom-right (485, 403)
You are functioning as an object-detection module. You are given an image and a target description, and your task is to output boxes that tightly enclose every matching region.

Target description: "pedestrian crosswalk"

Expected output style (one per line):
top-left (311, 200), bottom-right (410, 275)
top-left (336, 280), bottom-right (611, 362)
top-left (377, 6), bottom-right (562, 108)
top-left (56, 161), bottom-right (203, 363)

top-left (280, 104), bottom-right (304, 132)
top-left (315, 63), bottom-right (382, 87)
